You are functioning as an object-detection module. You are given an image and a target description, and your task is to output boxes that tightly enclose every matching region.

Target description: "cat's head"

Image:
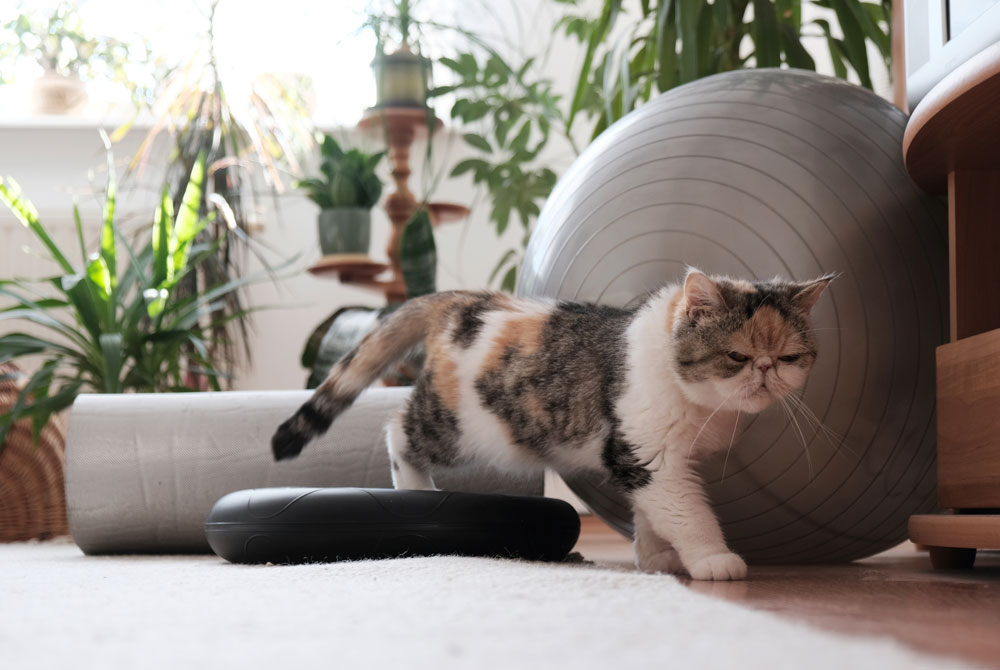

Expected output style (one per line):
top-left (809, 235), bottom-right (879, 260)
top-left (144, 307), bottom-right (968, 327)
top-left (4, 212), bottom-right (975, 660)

top-left (672, 269), bottom-right (835, 414)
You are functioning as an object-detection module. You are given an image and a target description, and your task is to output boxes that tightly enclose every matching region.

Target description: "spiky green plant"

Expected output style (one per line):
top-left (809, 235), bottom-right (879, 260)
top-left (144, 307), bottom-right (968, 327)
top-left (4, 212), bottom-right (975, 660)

top-left (295, 134), bottom-right (386, 210)
top-left (0, 146), bottom-right (269, 452)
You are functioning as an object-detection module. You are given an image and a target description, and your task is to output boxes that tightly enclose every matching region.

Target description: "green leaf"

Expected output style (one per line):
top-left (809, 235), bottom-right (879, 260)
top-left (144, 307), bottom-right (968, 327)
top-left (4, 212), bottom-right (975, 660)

top-left (462, 133), bottom-right (492, 152)
top-left (99, 332), bottom-right (123, 393)
top-left (568, 0), bottom-right (621, 130)
top-left (0, 178), bottom-right (74, 274)
top-left (0, 361), bottom-right (55, 452)
top-left (99, 131), bottom-right (117, 293)
top-left (694, 1), bottom-right (715, 76)
top-left (829, 0), bottom-right (872, 88)
top-left (0, 332), bottom-right (79, 363)
top-left (400, 209), bottom-right (437, 299)
top-left (86, 254), bottom-right (112, 300)
top-left (152, 184), bottom-right (173, 286)
top-left (816, 18), bottom-right (849, 80)
top-left (73, 201), bottom-right (87, 265)
top-left (676, 0), bottom-right (700, 82)
top-left (751, 0), bottom-right (781, 67)
top-left (778, 22), bottom-right (815, 70)
top-left (488, 249), bottom-right (518, 286)
top-left (60, 273), bottom-right (103, 343)
top-left (510, 122), bottom-right (532, 153)
top-left (656, 1), bottom-right (678, 91)
top-left (500, 266), bottom-right (517, 294)
top-left (450, 158), bottom-right (490, 179)
top-left (173, 152), bottom-right (207, 273)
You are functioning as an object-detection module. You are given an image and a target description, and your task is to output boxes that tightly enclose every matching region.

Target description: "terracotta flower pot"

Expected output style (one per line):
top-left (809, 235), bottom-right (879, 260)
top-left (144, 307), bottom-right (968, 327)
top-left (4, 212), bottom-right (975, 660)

top-left (31, 71), bottom-right (87, 115)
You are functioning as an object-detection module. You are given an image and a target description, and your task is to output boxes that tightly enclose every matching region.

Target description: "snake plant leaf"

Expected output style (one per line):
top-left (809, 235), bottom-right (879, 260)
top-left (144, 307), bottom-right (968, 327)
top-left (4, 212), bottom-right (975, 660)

top-left (399, 208), bottom-right (437, 300)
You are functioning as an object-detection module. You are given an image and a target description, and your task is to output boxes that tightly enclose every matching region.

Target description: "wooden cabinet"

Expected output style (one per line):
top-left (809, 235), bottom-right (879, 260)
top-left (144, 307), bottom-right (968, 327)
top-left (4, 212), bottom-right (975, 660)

top-left (905, 42), bottom-right (1000, 569)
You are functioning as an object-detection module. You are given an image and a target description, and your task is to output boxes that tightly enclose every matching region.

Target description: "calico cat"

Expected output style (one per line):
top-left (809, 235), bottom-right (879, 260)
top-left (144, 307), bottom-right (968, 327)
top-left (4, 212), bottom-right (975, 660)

top-left (272, 269), bottom-right (833, 581)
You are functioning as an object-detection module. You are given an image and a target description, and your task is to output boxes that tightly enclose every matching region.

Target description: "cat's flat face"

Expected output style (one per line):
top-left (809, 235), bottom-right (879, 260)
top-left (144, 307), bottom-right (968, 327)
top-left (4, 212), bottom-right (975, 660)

top-left (672, 271), bottom-right (832, 414)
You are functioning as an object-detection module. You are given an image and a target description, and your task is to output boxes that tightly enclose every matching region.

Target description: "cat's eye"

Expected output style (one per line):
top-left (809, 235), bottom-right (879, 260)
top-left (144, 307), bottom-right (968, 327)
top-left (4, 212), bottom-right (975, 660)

top-left (778, 354), bottom-right (800, 363)
top-left (727, 351), bottom-right (750, 363)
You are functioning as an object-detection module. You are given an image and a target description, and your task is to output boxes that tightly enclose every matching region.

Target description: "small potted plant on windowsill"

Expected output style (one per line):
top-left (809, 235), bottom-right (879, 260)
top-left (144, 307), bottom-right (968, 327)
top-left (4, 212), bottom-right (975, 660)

top-left (1, 2), bottom-right (144, 115)
top-left (296, 134), bottom-right (386, 256)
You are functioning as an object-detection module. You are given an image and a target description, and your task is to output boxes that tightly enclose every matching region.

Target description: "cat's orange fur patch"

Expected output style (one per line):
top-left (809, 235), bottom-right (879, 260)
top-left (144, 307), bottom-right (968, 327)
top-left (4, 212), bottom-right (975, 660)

top-left (665, 288), bottom-right (685, 331)
top-left (481, 312), bottom-right (547, 372)
top-left (426, 334), bottom-right (461, 413)
top-left (738, 305), bottom-right (790, 351)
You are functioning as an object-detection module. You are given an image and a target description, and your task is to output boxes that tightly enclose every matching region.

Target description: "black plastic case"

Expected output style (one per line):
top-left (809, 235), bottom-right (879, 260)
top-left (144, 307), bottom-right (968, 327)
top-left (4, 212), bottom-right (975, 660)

top-left (205, 487), bottom-right (581, 564)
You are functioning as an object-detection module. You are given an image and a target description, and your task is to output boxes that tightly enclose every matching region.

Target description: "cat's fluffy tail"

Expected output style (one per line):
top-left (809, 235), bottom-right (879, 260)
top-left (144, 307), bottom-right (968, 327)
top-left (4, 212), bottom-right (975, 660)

top-left (271, 296), bottom-right (437, 461)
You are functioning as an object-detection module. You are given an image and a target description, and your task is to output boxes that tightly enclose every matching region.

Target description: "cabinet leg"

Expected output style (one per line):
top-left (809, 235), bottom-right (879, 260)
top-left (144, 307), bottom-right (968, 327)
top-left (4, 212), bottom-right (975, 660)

top-left (928, 546), bottom-right (977, 570)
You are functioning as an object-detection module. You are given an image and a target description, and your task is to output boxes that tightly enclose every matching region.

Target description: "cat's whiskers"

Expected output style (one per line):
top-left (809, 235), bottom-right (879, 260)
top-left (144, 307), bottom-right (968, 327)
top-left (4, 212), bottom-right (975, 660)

top-left (686, 385), bottom-right (741, 463)
top-left (797, 327), bottom-right (843, 335)
top-left (779, 395), bottom-right (814, 482)
top-left (720, 396), bottom-right (742, 481)
top-left (783, 391), bottom-right (858, 460)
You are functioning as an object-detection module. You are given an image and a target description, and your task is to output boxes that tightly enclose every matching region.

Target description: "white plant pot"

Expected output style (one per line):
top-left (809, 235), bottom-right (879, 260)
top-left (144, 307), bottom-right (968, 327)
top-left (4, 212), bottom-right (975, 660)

top-left (31, 72), bottom-right (87, 115)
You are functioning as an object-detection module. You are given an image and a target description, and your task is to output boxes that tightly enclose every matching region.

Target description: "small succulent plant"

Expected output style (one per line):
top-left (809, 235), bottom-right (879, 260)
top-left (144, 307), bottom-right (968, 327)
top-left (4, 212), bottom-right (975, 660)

top-left (296, 135), bottom-right (386, 210)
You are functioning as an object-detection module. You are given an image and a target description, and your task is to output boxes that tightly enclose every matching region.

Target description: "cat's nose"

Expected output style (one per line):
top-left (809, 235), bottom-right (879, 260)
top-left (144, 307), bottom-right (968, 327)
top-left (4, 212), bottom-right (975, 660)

top-left (757, 359), bottom-right (772, 373)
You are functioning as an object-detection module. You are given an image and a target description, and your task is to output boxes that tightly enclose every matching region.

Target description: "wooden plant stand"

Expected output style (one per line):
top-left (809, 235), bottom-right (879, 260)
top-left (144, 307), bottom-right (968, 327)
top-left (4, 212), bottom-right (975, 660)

top-left (904, 42), bottom-right (1000, 569)
top-left (308, 107), bottom-right (468, 304)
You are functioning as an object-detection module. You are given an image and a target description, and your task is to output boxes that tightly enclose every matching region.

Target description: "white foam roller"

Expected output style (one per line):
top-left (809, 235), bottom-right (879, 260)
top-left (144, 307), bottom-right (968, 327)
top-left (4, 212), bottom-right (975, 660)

top-left (65, 389), bottom-right (542, 553)
top-left (518, 69), bottom-right (947, 563)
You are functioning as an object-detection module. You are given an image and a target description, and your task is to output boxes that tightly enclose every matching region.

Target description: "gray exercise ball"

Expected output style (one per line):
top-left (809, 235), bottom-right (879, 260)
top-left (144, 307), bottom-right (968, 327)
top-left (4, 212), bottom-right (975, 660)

top-left (517, 69), bottom-right (947, 564)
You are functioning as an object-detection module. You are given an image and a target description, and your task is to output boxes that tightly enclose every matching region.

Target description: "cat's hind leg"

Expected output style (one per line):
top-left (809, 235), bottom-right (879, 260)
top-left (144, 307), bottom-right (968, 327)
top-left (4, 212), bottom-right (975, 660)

top-left (385, 413), bottom-right (435, 491)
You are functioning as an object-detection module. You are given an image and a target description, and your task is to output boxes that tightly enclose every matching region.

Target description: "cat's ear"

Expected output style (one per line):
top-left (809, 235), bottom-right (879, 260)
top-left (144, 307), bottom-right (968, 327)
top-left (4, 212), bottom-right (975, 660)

top-left (683, 269), bottom-right (726, 319)
top-left (793, 273), bottom-right (837, 312)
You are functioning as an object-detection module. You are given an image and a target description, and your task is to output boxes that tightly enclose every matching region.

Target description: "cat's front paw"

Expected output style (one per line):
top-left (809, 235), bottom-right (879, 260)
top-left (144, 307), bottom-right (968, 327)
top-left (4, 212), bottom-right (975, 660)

top-left (687, 552), bottom-right (747, 581)
top-left (636, 548), bottom-right (685, 575)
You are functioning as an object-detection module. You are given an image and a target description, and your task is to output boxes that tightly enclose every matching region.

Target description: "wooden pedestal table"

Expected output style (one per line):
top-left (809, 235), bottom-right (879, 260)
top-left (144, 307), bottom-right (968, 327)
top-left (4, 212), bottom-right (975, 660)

top-left (307, 107), bottom-right (467, 302)
top-left (904, 41), bottom-right (1000, 569)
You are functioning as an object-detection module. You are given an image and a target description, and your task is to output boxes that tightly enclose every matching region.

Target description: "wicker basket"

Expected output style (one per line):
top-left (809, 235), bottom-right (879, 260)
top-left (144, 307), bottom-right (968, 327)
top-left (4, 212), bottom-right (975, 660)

top-left (0, 363), bottom-right (69, 541)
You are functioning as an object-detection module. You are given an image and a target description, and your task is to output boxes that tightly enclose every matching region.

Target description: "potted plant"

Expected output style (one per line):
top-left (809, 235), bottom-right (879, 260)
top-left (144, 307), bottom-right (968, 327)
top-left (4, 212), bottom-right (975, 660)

top-left (0, 145), bottom-right (278, 447)
top-left (300, 206), bottom-right (434, 388)
top-left (126, 0), bottom-right (311, 381)
top-left (0, 2), bottom-right (143, 114)
top-left (295, 134), bottom-right (386, 256)
top-left (368, 0), bottom-right (432, 107)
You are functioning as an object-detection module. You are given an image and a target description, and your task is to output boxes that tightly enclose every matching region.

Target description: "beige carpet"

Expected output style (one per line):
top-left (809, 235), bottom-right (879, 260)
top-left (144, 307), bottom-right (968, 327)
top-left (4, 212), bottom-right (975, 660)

top-left (1, 539), bottom-right (973, 669)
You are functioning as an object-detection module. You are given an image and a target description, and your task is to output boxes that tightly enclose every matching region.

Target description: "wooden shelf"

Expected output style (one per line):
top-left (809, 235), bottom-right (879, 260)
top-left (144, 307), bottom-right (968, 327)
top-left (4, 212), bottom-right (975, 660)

top-left (903, 40), bottom-right (1000, 195)
top-left (306, 254), bottom-right (404, 298)
top-left (309, 107), bottom-right (469, 304)
top-left (428, 202), bottom-right (469, 225)
top-left (357, 106), bottom-right (443, 135)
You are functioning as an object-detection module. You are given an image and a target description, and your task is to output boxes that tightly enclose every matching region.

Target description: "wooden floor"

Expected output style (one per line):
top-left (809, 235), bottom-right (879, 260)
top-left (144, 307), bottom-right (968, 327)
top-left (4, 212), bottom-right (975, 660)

top-left (573, 515), bottom-right (1000, 667)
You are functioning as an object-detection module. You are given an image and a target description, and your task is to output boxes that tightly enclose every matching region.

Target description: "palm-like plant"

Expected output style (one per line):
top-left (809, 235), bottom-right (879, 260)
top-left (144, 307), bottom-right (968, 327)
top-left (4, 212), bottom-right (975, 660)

top-left (0, 146), bottom-right (266, 452)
